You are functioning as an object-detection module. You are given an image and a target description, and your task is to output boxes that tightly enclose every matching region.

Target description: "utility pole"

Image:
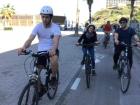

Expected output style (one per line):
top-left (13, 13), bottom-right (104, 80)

top-left (75, 0), bottom-right (80, 35)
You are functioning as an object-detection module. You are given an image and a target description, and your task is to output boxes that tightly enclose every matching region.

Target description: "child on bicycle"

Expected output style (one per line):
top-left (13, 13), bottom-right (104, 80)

top-left (76, 24), bottom-right (99, 75)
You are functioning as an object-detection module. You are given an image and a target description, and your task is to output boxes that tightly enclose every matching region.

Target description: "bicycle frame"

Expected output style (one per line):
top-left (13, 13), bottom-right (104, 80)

top-left (118, 42), bottom-right (130, 75)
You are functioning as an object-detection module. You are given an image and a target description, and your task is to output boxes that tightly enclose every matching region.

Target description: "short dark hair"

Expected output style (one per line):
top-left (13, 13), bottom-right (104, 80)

top-left (87, 24), bottom-right (96, 30)
top-left (119, 17), bottom-right (128, 23)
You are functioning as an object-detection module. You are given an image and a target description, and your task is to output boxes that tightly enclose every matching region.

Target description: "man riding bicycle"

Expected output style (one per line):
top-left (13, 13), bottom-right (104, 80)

top-left (103, 21), bottom-right (112, 46)
top-left (18, 5), bottom-right (61, 86)
top-left (113, 17), bottom-right (140, 70)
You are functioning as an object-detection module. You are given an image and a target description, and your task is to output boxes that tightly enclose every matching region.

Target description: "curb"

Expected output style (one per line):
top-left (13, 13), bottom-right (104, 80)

top-left (55, 66), bottom-right (82, 105)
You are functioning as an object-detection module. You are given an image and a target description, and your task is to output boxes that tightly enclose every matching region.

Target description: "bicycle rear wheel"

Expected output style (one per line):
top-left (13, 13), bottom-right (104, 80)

top-left (120, 61), bottom-right (131, 93)
top-left (47, 70), bottom-right (59, 99)
top-left (18, 82), bottom-right (39, 105)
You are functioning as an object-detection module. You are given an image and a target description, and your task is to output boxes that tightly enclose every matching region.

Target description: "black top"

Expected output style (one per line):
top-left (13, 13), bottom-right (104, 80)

top-left (78, 31), bottom-right (97, 45)
top-left (115, 27), bottom-right (136, 45)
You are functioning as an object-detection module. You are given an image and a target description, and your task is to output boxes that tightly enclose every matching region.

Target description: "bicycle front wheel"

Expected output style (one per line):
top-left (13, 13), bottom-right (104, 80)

top-left (47, 70), bottom-right (59, 99)
top-left (120, 61), bottom-right (131, 93)
top-left (85, 55), bottom-right (91, 88)
top-left (85, 68), bottom-right (91, 88)
top-left (18, 82), bottom-right (39, 105)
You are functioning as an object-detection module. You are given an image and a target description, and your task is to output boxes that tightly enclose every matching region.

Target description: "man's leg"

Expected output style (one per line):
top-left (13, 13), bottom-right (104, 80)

top-left (113, 45), bottom-right (121, 69)
top-left (50, 55), bottom-right (58, 77)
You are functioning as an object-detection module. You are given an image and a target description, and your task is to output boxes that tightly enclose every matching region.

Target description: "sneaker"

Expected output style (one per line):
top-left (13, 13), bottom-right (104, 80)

top-left (91, 69), bottom-right (96, 76)
top-left (81, 60), bottom-right (84, 65)
top-left (38, 84), bottom-right (47, 97)
top-left (113, 64), bottom-right (118, 70)
top-left (50, 77), bottom-right (57, 86)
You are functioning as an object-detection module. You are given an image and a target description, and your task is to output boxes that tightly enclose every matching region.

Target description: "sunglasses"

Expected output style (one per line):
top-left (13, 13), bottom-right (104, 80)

top-left (120, 21), bottom-right (127, 24)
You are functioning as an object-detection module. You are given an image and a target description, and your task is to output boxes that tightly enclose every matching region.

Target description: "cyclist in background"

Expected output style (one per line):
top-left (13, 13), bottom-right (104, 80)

top-left (18, 5), bottom-right (61, 85)
top-left (113, 17), bottom-right (140, 70)
top-left (83, 22), bottom-right (89, 32)
top-left (76, 24), bottom-right (99, 75)
top-left (103, 21), bottom-right (112, 46)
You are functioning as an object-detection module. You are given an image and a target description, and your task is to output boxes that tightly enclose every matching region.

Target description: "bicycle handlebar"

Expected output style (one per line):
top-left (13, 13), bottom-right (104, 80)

top-left (20, 50), bottom-right (49, 58)
top-left (76, 42), bottom-right (100, 47)
top-left (119, 42), bottom-right (137, 47)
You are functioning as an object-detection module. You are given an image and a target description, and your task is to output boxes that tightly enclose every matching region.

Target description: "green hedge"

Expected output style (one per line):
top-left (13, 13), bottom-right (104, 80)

top-left (4, 27), bottom-right (13, 30)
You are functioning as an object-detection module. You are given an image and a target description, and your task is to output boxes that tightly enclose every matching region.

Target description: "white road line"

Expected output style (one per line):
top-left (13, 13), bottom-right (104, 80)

top-left (95, 59), bottom-right (100, 63)
top-left (82, 65), bottom-right (85, 70)
top-left (71, 78), bottom-right (81, 90)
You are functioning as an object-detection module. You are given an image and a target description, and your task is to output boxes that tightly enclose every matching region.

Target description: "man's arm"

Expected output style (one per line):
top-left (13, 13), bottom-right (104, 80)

top-left (114, 32), bottom-right (119, 45)
top-left (18, 35), bottom-right (35, 55)
top-left (22, 35), bottom-right (35, 49)
top-left (52, 35), bottom-right (61, 50)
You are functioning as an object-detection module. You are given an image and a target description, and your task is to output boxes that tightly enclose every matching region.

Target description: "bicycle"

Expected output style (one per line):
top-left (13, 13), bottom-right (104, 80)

top-left (18, 50), bottom-right (59, 105)
top-left (103, 32), bottom-right (110, 48)
top-left (117, 42), bottom-right (136, 93)
top-left (77, 43), bottom-right (98, 88)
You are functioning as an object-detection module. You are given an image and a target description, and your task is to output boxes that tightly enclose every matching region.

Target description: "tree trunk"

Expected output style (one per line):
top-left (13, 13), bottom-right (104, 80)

top-left (130, 0), bottom-right (135, 20)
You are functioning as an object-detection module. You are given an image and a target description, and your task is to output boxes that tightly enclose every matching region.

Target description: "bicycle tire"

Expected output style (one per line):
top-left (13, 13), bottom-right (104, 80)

top-left (85, 55), bottom-right (91, 88)
top-left (103, 41), bottom-right (108, 48)
top-left (18, 82), bottom-right (39, 105)
top-left (117, 60), bottom-right (122, 78)
top-left (85, 69), bottom-right (90, 88)
top-left (47, 70), bottom-right (59, 99)
top-left (120, 61), bottom-right (131, 93)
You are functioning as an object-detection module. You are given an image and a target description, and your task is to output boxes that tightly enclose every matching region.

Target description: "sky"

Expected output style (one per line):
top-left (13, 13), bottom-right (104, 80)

top-left (0, 0), bottom-right (106, 23)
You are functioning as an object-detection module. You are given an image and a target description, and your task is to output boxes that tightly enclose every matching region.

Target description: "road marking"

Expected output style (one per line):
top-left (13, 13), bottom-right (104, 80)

top-left (82, 65), bottom-right (85, 70)
top-left (71, 78), bottom-right (81, 90)
top-left (95, 58), bottom-right (100, 63)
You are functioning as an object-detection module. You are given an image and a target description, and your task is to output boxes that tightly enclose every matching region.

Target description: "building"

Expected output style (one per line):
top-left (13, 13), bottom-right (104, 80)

top-left (106, 0), bottom-right (140, 8)
top-left (0, 15), bottom-right (66, 27)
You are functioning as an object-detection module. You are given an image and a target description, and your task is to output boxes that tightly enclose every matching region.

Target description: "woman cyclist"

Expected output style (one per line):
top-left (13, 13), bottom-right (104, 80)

top-left (76, 24), bottom-right (99, 75)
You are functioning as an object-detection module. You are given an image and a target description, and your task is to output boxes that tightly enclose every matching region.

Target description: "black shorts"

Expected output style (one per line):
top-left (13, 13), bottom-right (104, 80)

top-left (36, 49), bottom-right (59, 66)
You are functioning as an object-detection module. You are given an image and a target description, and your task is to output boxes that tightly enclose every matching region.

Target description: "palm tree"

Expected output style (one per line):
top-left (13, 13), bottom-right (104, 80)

top-left (86, 0), bottom-right (93, 23)
top-left (0, 3), bottom-right (15, 26)
top-left (130, 0), bottom-right (136, 20)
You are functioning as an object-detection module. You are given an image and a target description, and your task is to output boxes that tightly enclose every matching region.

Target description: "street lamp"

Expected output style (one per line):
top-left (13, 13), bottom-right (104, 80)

top-left (75, 0), bottom-right (80, 35)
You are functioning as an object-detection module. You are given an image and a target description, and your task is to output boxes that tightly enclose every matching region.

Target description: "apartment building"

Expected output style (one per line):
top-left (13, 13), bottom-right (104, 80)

top-left (106, 0), bottom-right (140, 8)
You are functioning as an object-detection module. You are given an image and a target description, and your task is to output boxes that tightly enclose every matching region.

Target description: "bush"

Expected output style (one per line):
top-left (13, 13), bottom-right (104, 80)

top-left (4, 27), bottom-right (13, 30)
